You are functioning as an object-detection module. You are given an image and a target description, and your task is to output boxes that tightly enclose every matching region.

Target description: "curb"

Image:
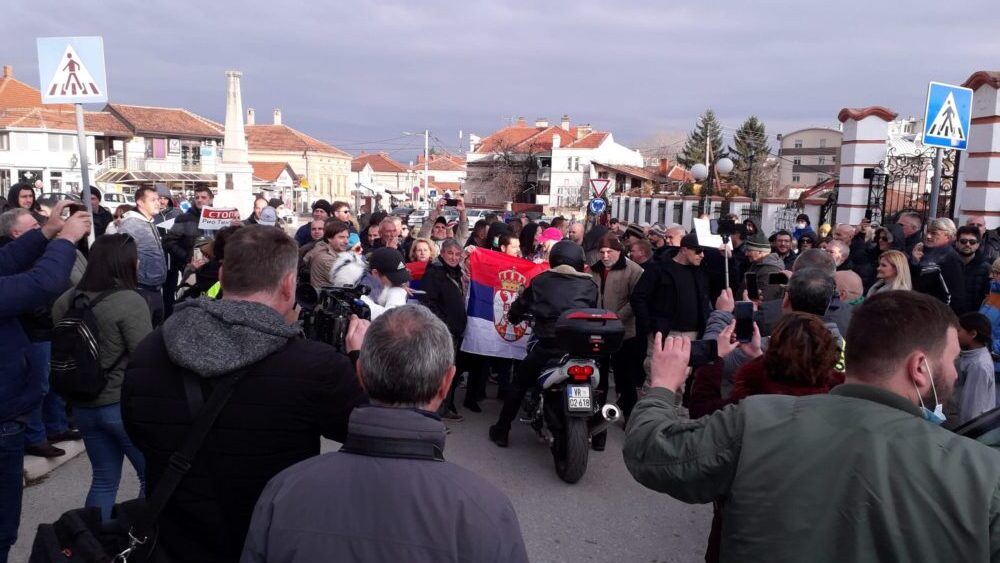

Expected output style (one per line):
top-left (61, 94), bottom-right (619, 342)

top-left (23, 441), bottom-right (86, 485)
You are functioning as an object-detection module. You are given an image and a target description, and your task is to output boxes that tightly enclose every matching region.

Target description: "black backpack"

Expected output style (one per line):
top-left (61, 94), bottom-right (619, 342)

top-left (50, 290), bottom-right (127, 402)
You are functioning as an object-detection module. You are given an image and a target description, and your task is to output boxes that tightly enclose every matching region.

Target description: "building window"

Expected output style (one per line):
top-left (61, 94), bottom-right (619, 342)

top-left (818, 156), bottom-right (826, 165)
top-left (574, 157), bottom-right (580, 171)
top-left (819, 139), bottom-right (826, 148)
top-left (0, 170), bottom-right (9, 191)
top-left (567, 157), bottom-right (573, 170)
top-left (793, 158), bottom-right (801, 165)
top-left (831, 155), bottom-right (837, 163)
top-left (0, 132), bottom-right (8, 151)
top-left (225, 173), bottom-right (233, 190)
top-left (792, 174), bottom-right (800, 183)
top-left (794, 140), bottom-right (803, 149)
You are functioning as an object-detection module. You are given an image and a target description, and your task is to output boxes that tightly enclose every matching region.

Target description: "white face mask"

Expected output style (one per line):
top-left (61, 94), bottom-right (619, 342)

top-left (913, 358), bottom-right (946, 425)
top-left (796, 222), bottom-right (807, 229)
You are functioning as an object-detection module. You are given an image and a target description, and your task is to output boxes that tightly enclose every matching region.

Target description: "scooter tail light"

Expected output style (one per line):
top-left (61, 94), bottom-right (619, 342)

top-left (567, 364), bottom-right (594, 381)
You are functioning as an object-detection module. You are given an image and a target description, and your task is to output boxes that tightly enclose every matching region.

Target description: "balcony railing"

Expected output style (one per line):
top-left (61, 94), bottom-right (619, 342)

top-left (94, 153), bottom-right (203, 174)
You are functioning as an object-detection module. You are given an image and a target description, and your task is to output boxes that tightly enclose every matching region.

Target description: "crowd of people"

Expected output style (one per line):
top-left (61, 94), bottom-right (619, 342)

top-left (4, 177), bottom-right (1000, 561)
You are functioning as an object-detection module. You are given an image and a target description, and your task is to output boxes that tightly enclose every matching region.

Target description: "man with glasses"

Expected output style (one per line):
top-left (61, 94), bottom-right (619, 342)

top-left (955, 226), bottom-right (992, 310)
top-left (331, 201), bottom-right (357, 235)
top-left (966, 215), bottom-right (1000, 265)
top-left (631, 233), bottom-right (711, 387)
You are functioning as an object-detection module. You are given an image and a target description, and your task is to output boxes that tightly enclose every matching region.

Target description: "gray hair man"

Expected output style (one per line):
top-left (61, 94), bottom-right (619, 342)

top-left (0, 208), bottom-right (39, 239)
top-left (242, 305), bottom-right (529, 562)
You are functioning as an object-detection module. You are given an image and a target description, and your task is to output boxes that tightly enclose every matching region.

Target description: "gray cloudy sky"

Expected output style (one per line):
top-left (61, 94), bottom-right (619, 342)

top-left (6, 0), bottom-right (997, 160)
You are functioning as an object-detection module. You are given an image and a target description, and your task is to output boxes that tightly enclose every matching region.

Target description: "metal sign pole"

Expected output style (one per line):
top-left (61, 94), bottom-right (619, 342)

top-left (928, 147), bottom-right (943, 220)
top-left (74, 102), bottom-right (95, 240)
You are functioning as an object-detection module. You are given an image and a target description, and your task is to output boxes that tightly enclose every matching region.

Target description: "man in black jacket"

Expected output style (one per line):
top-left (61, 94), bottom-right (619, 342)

top-left (162, 187), bottom-right (221, 318)
top-left (488, 241), bottom-right (599, 447)
top-left (241, 305), bottom-right (528, 563)
top-left (955, 225), bottom-right (991, 310)
top-left (419, 239), bottom-right (469, 419)
top-left (122, 225), bottom-right (367, 563)
top-left (912, 218), bottom-right (966, 315)
top-left (630, 233), bottom-right (710, 382)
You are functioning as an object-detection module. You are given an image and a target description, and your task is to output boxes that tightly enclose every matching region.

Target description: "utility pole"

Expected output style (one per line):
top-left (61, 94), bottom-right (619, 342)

top-left (424, 129), bottom-right (430, 202)
top-left (746, 153), bottom-right (755, 202)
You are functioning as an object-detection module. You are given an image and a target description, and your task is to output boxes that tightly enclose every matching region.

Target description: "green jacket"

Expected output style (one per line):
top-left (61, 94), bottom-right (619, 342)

top-left (52, 288), bottom-right (153, 407)
top-left (624, 384), bottom-right (1000, 563)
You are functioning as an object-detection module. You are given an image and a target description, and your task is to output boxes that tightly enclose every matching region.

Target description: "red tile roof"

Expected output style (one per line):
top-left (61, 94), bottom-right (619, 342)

top-left (428, 180), bottom-right (462, 192)
top-left (352, 152), bottom-right (409, 173)
top-left (415, 153), bottom-right (466, 170)
top-left (107, 103), bottom-right (224, 138)
top-left (0, 107), bottom-right (130, 136)
top-left (246, 124), bottom-right (349, 157)
top-left (592, 162), bottom-right (654, 181)
top-left (250, 161), bottom-right (296, 182)
top-left (474, 124), bottom-right (601, 154)
top-left (566, 132), bottom-right (608, 149)
top-left (0, 67), bottom-right (73, 110)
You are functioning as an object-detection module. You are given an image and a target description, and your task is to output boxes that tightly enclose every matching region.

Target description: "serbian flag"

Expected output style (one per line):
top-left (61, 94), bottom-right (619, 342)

top-left (461, 249), bottom-right (548, 360)
top-left (405, 261), bottom-right (427, 291)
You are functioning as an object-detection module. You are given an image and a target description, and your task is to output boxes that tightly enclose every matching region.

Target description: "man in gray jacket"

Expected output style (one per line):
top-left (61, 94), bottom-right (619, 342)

top-left (118, 186), bottom-right (167, 326)
top-left (240, 304), bottom-right (529, 563)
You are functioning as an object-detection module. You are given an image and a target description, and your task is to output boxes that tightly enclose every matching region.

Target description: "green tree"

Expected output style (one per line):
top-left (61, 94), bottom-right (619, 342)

top-left (728, 116), bottom-right (771, 197)
top-left (678, 109), bottom-right (726, 168)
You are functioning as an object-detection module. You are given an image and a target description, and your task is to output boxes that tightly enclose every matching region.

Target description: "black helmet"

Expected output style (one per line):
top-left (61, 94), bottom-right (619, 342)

top-left (548, 240), bottom-right (585, 272)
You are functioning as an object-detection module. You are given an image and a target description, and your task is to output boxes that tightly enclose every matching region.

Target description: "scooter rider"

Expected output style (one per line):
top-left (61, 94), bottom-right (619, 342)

top-left (489, 241), bottom-right (599, 447)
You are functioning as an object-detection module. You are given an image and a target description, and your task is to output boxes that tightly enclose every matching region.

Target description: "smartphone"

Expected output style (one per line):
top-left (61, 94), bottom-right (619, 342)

top-left (768, 272), bottom-right (790, 286)
top-left (734, 302), bottom-right (754, 344)
top-left (744, 273), bottom-right (760, 300)
top-left (443, 198), bottom-right (459, 207)
top-left (61, 203), bottom-right (87, 219)
top-left (689, 339), bottom-right (718, 368)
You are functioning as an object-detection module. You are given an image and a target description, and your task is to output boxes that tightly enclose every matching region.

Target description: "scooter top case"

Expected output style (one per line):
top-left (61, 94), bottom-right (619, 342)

top-left (554, 308), bottom-right (625, 357)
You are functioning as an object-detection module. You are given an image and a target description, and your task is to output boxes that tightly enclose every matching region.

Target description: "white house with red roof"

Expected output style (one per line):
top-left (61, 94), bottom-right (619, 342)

top-left (351, 152), bottom-right (420, 209)
top-left (464, 115), bottom-right (643, 210)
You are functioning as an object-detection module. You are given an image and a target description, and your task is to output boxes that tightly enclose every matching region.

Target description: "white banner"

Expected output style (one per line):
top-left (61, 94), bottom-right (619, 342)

top-left (198, 207), bottom-right (239, 230)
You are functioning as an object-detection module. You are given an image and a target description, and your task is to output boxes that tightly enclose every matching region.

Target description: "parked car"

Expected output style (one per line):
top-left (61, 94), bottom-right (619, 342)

top-left (465, 208), bottom-right (488, 222)
top-left (103, 192), bottom-right (135, 205)
top-left (391, 206), bottom-right (414, 223)
top-left (408, 209), bottom-right (429, 226)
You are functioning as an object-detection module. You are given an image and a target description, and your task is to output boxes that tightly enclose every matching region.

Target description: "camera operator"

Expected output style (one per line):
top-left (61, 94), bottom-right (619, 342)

top-left (122, 225), bottom-right (367, 563)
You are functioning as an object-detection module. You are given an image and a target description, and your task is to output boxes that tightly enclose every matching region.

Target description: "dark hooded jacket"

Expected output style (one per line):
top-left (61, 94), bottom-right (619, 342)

top-left (419, 256), bottom-right (467, 338)
top-left (122, 298), bottom-right (367, 563)
top-left (5, 184), bottom-right (46, 225)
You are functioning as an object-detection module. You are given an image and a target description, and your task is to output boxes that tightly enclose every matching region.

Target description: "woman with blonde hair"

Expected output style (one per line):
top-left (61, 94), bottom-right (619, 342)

top-left (867, 249), bottom-right (912, 296)
top-left (408, 237), bottom-right (439, 263)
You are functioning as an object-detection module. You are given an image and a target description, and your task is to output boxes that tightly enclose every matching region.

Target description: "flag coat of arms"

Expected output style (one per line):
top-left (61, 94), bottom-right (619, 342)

top-left (461, 249), bottom-right (547, 359)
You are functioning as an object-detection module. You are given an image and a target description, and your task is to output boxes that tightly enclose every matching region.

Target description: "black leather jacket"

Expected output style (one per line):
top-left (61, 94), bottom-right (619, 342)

top-left (507, 265), bottom-right (599, 341)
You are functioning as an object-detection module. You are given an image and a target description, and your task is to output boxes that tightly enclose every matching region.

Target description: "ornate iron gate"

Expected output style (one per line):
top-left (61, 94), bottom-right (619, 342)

top-left (867, 146), bottom-right (960, 225)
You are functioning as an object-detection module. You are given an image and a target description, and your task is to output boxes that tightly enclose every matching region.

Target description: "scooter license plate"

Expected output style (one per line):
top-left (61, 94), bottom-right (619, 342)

top-left (566, 385), bottom-right (592, 411)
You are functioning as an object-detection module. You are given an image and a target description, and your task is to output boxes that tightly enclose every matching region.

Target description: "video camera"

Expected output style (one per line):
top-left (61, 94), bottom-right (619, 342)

top-left (297, 284), bottom-right (372, 352)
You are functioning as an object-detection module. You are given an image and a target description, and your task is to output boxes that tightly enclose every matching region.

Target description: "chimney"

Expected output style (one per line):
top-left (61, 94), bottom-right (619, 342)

top-left (552, 134), bottom-right (560, 150)
top-left (246, 108), bottom-right (255, 126)
top-left (576, 123), bottom-right (592, 140)
top-left (515, 116), bottom-right (526, 128)
top-left (273, 108), bottom-right (282, 125)
top-left (2, 66), bottom-right (10, 79)
top-left (469, 134), bottom-right (480, 153)
top-left (535, 117), bottom-right (549, 128)
top-left (560, 114), bottom-right (570, 131)
top-left (659, 158), bottom-right (668, 175)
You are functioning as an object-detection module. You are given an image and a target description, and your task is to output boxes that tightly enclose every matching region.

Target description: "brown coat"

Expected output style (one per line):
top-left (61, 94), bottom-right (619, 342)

top-left (590, 254), bottom-right (644, 339)
top-left (304, 241), bottom-right (340, 289)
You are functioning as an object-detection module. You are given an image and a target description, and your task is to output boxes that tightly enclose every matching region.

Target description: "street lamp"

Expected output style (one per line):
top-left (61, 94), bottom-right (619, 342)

top-left (403, 130), bottom-right (429, 205)
top-left (691, 157), bottom-right (734, 217)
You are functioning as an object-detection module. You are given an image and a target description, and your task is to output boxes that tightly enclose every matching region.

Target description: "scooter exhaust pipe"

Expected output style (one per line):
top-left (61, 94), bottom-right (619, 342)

top-left (588, 403), bottom-right (622, 437)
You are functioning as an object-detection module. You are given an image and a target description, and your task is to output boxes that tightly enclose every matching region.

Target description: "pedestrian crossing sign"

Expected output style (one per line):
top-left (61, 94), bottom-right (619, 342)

top-left (922, 81), bottom-right (972, 151)
top-left (36, 36), bottom-right (108, 104)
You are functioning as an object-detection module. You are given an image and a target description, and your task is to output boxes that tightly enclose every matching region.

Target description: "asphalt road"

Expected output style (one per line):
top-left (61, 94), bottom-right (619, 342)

top-left (13, 392), bottom-right (710, 563)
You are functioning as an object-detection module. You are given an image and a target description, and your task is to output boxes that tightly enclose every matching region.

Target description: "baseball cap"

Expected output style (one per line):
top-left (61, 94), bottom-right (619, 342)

top-left (680, 233), bottom-right (701, 249)
top-left (347, 233), bottom-right (361, 247)
top-left (369, 247), bottom-right (411, 286)
top-left (259, 207), bottom-right (278, 226)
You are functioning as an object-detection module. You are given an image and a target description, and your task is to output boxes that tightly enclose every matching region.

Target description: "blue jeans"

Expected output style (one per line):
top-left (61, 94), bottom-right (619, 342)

top-left (0, 421), bottom-right (25, 563)
top-left (74, 404), bottom-right (146, 520)
top-left (24, 341), bottom-right (69, 446)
